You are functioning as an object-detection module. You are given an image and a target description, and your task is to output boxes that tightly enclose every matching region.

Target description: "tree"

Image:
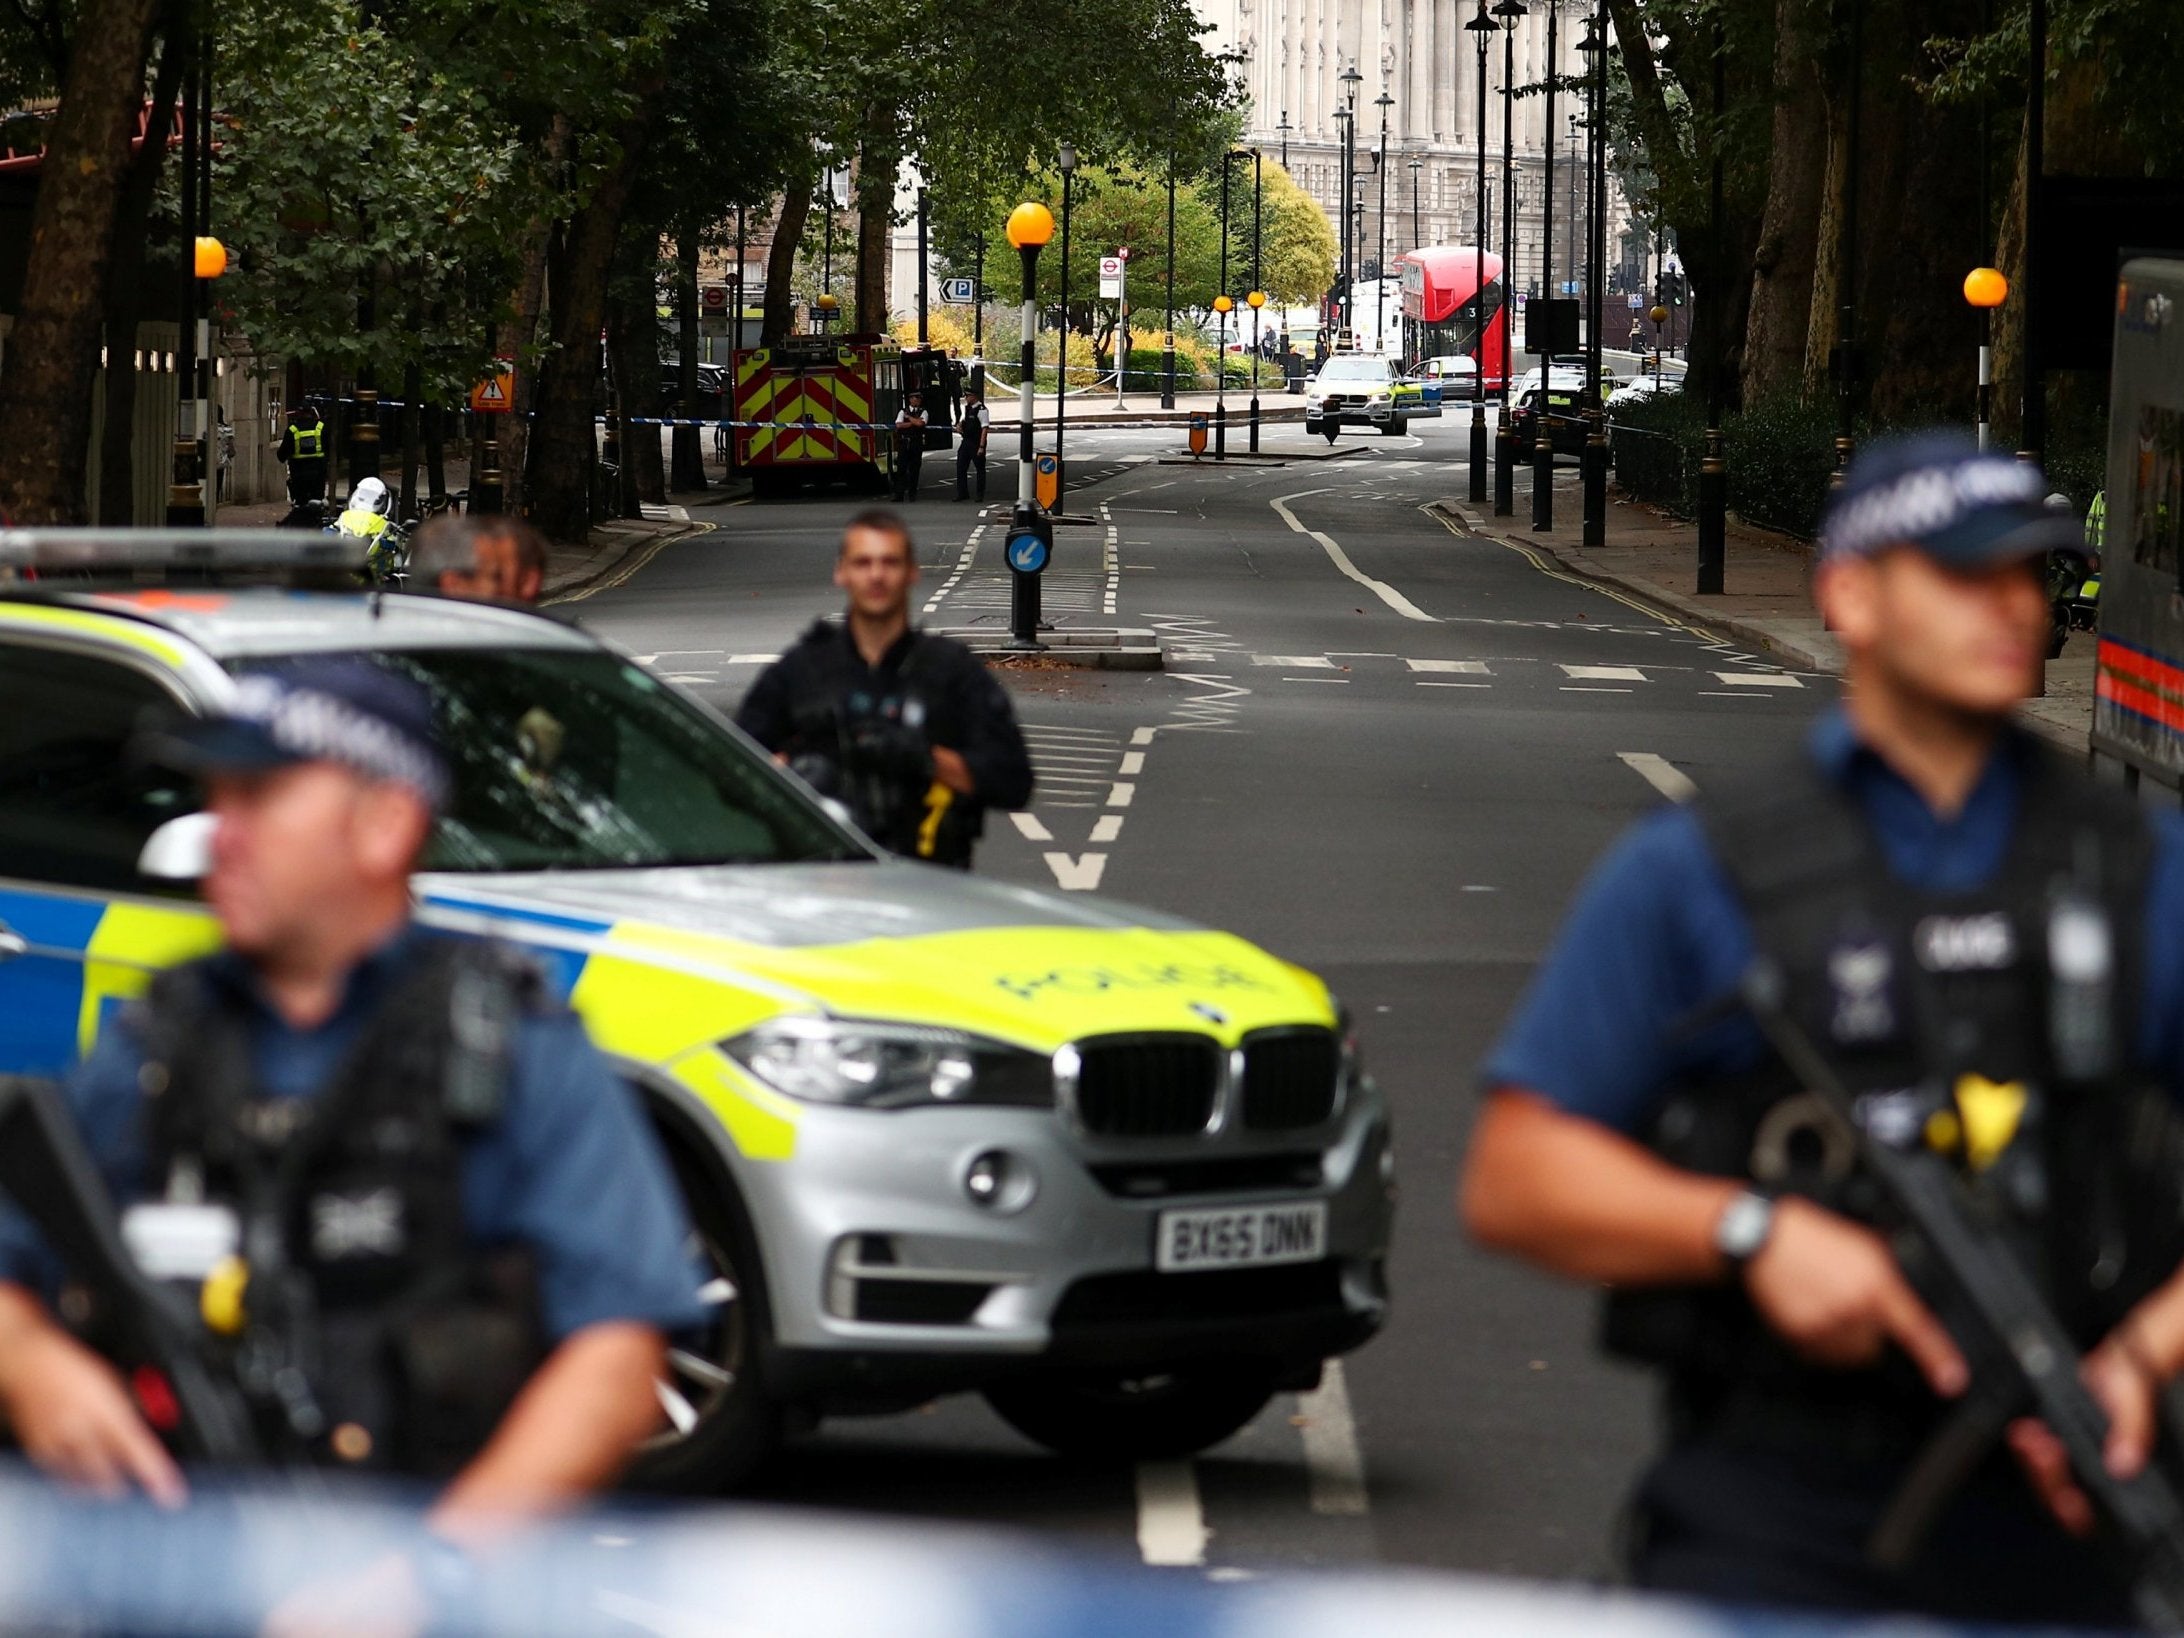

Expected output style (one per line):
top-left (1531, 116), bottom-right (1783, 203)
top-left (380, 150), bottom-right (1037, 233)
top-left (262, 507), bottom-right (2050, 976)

top-left (0, 0), bottom-right (164, 524)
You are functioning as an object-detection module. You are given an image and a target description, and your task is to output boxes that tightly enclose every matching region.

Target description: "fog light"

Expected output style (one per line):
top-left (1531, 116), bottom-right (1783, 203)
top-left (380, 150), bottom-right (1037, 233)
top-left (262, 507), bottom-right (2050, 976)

top-left (962, 1149), bottom-right (1035, 1213)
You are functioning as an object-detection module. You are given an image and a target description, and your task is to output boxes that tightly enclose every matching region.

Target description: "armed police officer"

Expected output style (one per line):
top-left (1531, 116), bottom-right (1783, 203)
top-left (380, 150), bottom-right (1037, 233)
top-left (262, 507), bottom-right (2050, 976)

top-left (736, 510), bottom-right (1032, 867)
top-left (0, 659), bottom-right (704, 1533)
top-left (1462, 434), bottom-right (2184, 1627)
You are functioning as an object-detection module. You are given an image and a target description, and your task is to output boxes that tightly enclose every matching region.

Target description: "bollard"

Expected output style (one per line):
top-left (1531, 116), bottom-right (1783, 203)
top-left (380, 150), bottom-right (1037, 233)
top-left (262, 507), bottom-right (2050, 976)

top-left (349, 387), bottom-right (380, 488)
top-left (1581, 411), bottom-right (1607, 546)
top-left (1006, 506), bottom-right (1053, 647)
top-left (1468, 399), bottom-right (1488, 504)
top-left (1531, 420), bottom-right (1554, 531)
top-left (1494, 424), bottom-right (1515, 516)
top-left (473, 434), bottom-right (505, 516)
top-left (1215, 401), bottom-right (1227, 459)
top-left (1696, 424), bottom-right (1726, 595)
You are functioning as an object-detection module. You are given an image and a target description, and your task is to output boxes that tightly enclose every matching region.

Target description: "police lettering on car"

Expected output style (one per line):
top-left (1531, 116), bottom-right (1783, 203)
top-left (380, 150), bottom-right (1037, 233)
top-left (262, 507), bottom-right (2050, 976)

top-left (736, 510), bottom-right (1033, 868)
top-left (1461, 432), bottom-right (2184, 1627)
top-left (0, 658), bottom-right (704, 1576)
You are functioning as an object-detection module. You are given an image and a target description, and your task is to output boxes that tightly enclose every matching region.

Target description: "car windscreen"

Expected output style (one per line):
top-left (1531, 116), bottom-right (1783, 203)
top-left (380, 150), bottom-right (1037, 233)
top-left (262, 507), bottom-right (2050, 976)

top-left (235, 648), bottom-right (868, 871)
top-left (1316, 360), bottom-right (1386, 382)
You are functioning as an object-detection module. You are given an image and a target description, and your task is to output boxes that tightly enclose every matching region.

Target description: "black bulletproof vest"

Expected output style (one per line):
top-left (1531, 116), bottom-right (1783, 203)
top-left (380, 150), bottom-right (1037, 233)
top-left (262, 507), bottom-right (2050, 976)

top-left (1601, 747), bottom-right (2184, 1423)
top-left (133, 937), bottom-right (547, 1476)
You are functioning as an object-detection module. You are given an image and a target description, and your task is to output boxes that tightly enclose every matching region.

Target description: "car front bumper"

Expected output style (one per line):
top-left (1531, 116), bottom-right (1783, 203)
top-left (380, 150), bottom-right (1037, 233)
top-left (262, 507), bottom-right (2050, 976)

top-left (730, 1077), bottom-right (1394, 1404)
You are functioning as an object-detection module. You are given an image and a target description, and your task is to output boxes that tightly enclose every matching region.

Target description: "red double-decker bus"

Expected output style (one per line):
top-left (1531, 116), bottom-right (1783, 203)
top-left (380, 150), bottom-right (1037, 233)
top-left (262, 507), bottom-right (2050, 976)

top-left (1398, 247), bottom-right (1509, 391)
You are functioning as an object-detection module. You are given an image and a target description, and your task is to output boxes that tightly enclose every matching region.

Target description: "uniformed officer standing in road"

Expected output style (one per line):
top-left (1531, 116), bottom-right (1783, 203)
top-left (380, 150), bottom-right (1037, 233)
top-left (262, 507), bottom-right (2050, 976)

top-left (1462, 433), bottom-right (2184, 1626)
top-left (737, 510), bottom-right (1032, 867)
top-left (275, 400), bottom-right (330, 512)
top-left (892, 391), bottom-right (928, 503)
top-left (0, 660), bottom-right (703, 1570)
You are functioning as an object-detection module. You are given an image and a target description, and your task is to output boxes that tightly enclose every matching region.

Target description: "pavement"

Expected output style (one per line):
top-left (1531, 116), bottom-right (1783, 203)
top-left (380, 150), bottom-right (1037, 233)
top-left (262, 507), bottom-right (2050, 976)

top-left (1434, 480), bottom-right (2100, 755)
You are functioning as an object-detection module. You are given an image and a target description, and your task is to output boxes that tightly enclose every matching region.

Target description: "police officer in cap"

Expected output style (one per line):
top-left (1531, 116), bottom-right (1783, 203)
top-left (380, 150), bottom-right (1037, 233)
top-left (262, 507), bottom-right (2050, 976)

top-left (1462, 431), bottom-right (2184, 1625)
top-left (737, 509), bottom-right (1032, 867)
top-left (276, 400), bottom-right (330, 514)
top-left (0, 660), bottom-right (704, 1536)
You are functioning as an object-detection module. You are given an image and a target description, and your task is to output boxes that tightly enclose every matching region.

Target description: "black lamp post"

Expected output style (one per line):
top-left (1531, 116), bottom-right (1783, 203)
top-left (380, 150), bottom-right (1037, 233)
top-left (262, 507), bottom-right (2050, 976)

top-left (1408, 154), bottom-right (1423, 246)
top-left (1278, 109), bottom-right (1293, 167)
top-left (1331, 104), bottom-right (1353, 336)
top-left (1163, 101), bottom-right (1178, 410)
top-left (1696, 9), bottom-right (1726, 593)
top-left (1056, 141), bottom-right (1077, 513)
top-left (1340, 62), bottom-right (1363, 333)
top-left (1466, 0), bottom-right (1498, 503)
top-left (1374, 88), bottom-right (1393, 350)
top-left (1532, 0), bottom-right (1560, 533)
top-left (1577, 12), bottom-right (1608, 547)
top-left (1493, 0), bottom-right (1525, 517)
top-left (1006, 199), bottom-right (1056, 645)
top-left (1249, 147), bottom-right (1264, 452)
top-left (1217, 149), bottom-right (1235, 457)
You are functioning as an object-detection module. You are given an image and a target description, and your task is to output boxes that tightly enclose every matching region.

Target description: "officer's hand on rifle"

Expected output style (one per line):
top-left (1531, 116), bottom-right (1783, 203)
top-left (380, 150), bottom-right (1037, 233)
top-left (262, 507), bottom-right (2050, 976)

top-left (2008, 1315), bottom-right (2178, 1538)
top-left (1742, 1196), bottom-right (1970, 1396)
top-left (0, 1288), bottom-right (186, 1506)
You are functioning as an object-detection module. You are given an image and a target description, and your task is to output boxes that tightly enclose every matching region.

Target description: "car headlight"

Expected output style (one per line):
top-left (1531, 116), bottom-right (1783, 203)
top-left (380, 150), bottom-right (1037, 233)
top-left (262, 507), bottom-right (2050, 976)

top-left (723, 1017), bottom-right (1053, 1110)
top-left (1306, 393), bottom-right (1324, 409)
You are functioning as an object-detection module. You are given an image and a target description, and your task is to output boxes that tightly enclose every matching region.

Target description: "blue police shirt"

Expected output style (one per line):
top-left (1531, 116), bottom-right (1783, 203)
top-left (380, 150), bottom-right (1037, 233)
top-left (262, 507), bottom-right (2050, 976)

top-left (1481, 707), bottom-right (2184, 1132)
top-left (0, 927), bottom-right (709, 1341)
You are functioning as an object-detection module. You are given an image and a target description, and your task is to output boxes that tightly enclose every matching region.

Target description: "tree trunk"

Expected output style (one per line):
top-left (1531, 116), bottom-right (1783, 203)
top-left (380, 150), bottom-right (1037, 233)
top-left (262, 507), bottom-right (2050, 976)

top-left (1742, 0), bottom-right (1829, 404)
top-left (96, 20), bottom-right (182, 526)
top-left (398, 357), bottom-right (423, 518)
top-left (527, 107), bottom-right (659, 544)
top-left (762, 171), bottom-right (813, 347)
top-left (853, 128), bottom-right (896, 336)
top-left (0, 0), bottom-right (161, 523)
top-left (425, 402), bottom-right (446, 503)
top-left (671, 227), bottom-right (705, 489)
top-left (609, 242), bottom-right (665, 508)
top-left (499, 113), bottom-right (569, 516)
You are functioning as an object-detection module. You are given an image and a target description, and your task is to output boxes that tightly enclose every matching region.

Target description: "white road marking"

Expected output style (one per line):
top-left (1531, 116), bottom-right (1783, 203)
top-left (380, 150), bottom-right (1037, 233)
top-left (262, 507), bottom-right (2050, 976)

top-left (1699, 690), bottom-right (1781, 698)
top-left (1106, 782), bottom-right (1136, 808)
top-left (1009, 812), bottom-right (1054, 842)
top-left (1091, 815), bottom-right (1124, 843)
top-left (1419, 680), bottom-right (1492, 688)
top-left (1562, 685), bottom-right (1633, 693)
top-left (1132, 727), bottom-right (1158, 746)
top-left (1407, 658), bottom-right (1490, 674)
top-left (726, 653), bottom-right (779, 664)
top-left (1561, 664), bottom-right (1647, 681)
top-left (1618, 751), bottom-right (1699, 803)
top-left (1253, 654), bottom-right (1338, 668)
top-left (1135, 1460), bottom-right (1210, 1566)
top-left (1297, 1358), bottom-right (1370, 1517)
top-left (1711, 671), bottom-right (1804, 688)
top-left (1044, 852), bottom-right (1108, 892)
top-left (1118, 752), bottom-right (1145, 775)
top-left (1271, 491), bottom-right (1436, 622)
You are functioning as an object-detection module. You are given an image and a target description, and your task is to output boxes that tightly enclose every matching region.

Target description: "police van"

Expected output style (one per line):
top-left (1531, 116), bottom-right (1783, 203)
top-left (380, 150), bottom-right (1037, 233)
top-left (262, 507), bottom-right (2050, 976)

top-left (0, 535), bottom-right (1393, 1487)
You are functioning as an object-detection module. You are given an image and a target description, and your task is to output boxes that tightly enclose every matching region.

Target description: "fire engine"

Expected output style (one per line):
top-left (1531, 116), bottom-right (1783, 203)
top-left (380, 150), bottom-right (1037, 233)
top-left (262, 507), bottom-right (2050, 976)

top-left (730, 335), bottom-right (954, 497)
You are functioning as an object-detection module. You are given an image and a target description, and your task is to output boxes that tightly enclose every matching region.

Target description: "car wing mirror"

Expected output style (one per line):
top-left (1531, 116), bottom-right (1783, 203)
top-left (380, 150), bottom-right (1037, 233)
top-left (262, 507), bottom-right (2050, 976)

top-left (138, 812), bottom-right (215, 881)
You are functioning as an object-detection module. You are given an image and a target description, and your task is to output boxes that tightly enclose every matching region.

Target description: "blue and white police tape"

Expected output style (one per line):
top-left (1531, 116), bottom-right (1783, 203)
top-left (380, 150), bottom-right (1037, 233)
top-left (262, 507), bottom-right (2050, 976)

top-left (0, 1466), bottom-right (2071, 1638)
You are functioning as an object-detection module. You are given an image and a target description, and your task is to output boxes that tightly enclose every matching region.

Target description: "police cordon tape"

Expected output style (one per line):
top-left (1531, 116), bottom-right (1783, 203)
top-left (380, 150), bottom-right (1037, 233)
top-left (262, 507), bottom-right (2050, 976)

top-left (0, 1467), bottom-right (2077, 1638)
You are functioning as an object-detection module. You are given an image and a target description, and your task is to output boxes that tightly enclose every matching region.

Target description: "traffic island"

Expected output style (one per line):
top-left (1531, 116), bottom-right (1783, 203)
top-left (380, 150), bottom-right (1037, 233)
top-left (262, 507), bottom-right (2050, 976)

top-left (929, 625), bottom-right (1163, 671)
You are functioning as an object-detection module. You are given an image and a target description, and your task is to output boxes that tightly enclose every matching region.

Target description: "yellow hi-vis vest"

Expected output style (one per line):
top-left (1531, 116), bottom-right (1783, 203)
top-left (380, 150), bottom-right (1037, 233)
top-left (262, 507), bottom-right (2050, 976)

top-left (291, 423), bottom-right (325, 460)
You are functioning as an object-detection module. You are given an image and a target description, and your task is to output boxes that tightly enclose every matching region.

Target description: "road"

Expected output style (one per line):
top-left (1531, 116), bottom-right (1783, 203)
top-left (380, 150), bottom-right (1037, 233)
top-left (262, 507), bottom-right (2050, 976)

top-left (563, 406), bottom-right (1833, 1582)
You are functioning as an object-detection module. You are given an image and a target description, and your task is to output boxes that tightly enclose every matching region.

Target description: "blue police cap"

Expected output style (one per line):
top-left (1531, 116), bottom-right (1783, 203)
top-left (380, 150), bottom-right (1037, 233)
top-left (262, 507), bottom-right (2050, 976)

top-left (1820, 430), bottom-right (2082, 567)
top-left (149, 657), bottom-right (450, 810)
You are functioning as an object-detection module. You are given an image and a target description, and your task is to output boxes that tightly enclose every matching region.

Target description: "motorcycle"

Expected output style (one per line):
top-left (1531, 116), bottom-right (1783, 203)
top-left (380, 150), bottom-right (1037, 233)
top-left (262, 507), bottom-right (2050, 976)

top-left (2046, 548), bottom-right (2100, 658)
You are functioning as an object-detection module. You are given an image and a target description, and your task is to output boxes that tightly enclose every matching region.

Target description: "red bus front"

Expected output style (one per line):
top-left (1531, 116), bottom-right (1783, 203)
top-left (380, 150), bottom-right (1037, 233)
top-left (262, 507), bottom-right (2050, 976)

top-left (1397, 247), bottom-right (1508, 392)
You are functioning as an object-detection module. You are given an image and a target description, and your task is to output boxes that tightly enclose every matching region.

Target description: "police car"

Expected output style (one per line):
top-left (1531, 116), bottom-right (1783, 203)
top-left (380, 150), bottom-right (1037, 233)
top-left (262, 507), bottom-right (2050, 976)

top-left (1303, 354), bottom-right (1438, 437)
top-left (0, 536), bottom-right (1393, 1486)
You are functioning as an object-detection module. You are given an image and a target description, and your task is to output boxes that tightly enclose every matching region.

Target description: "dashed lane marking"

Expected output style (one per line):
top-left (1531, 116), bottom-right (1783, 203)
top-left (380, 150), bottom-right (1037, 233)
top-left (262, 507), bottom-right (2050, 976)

top-left (1253, 654), bottom-right (1339, 668)
top-left (1270, 492), bottom-right (1436, 622)
top-left (1712, 671), bottom-right (1805, 688)
top-left (1561, 664), bottom-right (1648, 682)
top-left (1298, 1358), bottom-right (1370, 1517)
top-left (1407, 658), bottom-right (1491, 674)
top-left (1090, 815), bottom-right (1124, 843)
top-left (1619, 751), bottom-right (1699, 803)
top-left (1008, 812), bottom-right (1054, 842)
top-left (1136, 1460), bottom-right (1209, 1566)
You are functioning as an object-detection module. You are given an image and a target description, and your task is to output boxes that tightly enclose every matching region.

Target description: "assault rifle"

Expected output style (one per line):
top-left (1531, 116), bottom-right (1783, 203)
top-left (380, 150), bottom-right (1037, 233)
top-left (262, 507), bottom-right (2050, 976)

top-left (0, 1075), bottom-right (260, 1464)
top-left (1739, 962), bottom-right (2184, 1629)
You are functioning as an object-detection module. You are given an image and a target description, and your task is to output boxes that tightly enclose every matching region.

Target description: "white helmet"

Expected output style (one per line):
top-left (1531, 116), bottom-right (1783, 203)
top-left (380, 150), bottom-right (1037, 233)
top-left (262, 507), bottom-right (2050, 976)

top-left (348, 476), bottom-right (390, 516)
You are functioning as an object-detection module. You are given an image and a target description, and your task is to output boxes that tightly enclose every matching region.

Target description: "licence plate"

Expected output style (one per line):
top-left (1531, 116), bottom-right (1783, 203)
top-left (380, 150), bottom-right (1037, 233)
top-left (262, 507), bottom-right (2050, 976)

top-left (1155, 1201), bottom-right (1327, 1273)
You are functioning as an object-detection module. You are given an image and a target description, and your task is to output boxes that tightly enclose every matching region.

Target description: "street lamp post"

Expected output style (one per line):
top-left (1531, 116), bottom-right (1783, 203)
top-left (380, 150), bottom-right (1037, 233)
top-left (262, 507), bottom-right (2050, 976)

top-left (1374, 88), bottom-right (1393, 350)
top-left (1249, 148), bottom-right (1264, 453)
top-left (1278, 110), bottom-right (1293, 167)
top-left (1163, 111), bottom-right (1178, 409)
top-left (1409, 154), bottom-right (1423, 247)
top-left (1332, 105), bottom-right (1353, 337)
top-left (1006, 200), bottom-right (1056, 645)
top-left (1466, 0), bottom-right (1498, 504)
top-left (1057, 142), bottom-right (1077, 513)
top-left (1532, 0), bottom-right (1560, 534)
top-left (1578, 12), bottom-right (1608, 547)
top-left (1340, 63), bottom-right (1363, 334)
top-left (1217, 151), bottom-right (1235, 457)
top-left (1696, 10), bottom-right (1726, 594)
top-left (821, 171), bottom-right (835, 333)
top-left (1493, 0), bottom-right (1525, 517)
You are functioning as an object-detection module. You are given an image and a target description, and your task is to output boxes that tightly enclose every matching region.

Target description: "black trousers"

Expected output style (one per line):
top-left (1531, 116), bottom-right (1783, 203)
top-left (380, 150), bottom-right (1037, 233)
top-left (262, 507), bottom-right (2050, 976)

top-left (1629, 1435), bottom-right (2136, 1629)
top-left (893, 452), bottom-right (922, 501)
top-left (955, 443), bottom-right (985, 500)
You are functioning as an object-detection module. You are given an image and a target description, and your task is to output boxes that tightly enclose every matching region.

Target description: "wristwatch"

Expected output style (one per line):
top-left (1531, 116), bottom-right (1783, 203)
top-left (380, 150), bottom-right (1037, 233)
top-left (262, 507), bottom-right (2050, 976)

top-left (1714, 1189), bottom-right (1777, 1270)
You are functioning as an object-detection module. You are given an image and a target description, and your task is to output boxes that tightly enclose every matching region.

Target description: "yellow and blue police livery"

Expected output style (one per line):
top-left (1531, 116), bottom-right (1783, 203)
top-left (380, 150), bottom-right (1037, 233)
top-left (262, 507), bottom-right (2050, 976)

top-left (0, 581), bottom-right (1393, 1485)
